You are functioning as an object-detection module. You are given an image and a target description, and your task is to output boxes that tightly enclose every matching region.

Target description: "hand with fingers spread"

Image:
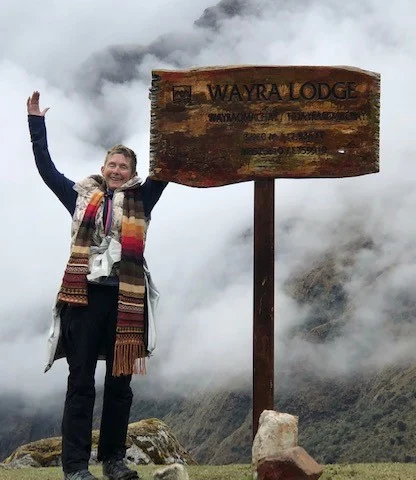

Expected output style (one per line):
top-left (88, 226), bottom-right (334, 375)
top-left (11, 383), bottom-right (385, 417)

top-left (27, 91), bottom-right (50, 116)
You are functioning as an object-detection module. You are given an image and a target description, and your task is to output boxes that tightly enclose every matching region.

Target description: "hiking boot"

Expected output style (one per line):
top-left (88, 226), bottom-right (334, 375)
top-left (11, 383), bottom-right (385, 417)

top-left (64, 470), bottom-right (99, 480)
top-left (102, 458), bottom-right (139, 479)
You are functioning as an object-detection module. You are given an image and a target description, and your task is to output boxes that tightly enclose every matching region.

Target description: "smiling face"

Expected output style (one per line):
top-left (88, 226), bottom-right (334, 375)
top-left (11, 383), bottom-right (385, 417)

top-left (101, 152), bottom-right (135, 190)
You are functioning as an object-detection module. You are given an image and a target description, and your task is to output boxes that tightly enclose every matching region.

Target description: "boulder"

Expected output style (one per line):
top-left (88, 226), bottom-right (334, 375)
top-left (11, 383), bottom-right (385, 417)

top-left (126, 419), bottom-right (196, 466)
top-left (3, 418), bottom-right (195, 468)
top-left (153, 463), bottom-right (189, 480)
top-left (252, 410), bottom-right (298, 476)
top-left (3, 437), bottom-right (62, 468)
top-left (257, 447), bottom-right (324, 480)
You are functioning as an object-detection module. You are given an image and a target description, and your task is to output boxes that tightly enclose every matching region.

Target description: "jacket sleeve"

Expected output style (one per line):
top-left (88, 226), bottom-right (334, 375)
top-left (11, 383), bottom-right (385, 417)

top-left (28, 115), bottom-right (77, 215)
top-left (140, 177), bottom-right (168, 218)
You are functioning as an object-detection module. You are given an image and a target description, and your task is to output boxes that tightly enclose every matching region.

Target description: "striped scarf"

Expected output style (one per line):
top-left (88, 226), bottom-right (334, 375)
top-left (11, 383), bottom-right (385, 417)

top-left (58, 188), bottom-right (146, 377)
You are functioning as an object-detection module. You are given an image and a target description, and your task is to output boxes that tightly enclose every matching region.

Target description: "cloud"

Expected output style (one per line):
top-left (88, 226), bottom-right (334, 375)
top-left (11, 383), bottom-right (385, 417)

top-left (0, 0), bottom-right (415, 401)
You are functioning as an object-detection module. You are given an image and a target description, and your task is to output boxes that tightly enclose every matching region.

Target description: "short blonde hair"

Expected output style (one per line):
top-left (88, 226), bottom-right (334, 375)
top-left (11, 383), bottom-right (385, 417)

top-left (105, 144), bottom-right (137, 172)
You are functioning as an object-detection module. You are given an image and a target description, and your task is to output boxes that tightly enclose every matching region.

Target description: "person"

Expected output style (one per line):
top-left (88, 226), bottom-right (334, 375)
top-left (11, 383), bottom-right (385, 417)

top-left (27, 91), bottom-right (167, 480)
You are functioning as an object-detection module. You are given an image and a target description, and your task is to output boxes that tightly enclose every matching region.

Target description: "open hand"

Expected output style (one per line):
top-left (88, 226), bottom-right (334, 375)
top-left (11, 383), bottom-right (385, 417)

top-left (27, 91), bottom-right (50, 116)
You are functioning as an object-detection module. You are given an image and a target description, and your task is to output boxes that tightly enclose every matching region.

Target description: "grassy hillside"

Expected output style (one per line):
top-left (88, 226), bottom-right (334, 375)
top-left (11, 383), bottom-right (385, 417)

top-left (136, 363), bottom-right (415, 465)
top-left (280, 364), bottom-right (416, 464)
top-left (1, 464), bottom-right (416, 480)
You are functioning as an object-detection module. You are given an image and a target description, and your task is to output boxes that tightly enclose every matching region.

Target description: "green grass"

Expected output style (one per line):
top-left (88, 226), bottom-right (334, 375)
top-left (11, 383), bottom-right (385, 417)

top-left (0, 464), bottom-right (416, 480)
top-left (322, 463), bottom-right (416, 480)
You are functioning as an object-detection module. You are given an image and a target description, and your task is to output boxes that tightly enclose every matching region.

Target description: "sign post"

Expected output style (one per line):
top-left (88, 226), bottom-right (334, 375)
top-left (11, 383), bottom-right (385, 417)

top-left (253, 179), bottom-right (275, 436)
top-left (149, 65), bottom-right (380, 435)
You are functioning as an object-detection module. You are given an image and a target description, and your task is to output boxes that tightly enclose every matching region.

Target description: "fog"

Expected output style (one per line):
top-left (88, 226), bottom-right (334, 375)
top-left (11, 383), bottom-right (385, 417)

top-left (1, 0), bottom-right (415, 401)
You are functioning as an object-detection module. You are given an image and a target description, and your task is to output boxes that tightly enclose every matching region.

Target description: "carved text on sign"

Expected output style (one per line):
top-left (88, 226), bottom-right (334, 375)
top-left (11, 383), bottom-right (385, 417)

top-left (206, 81), bottom-right (358, 102)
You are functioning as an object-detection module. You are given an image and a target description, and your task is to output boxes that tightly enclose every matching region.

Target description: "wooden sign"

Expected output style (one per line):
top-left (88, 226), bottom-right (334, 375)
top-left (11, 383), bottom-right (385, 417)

top-left (149, 65), bottom-right (380, 187)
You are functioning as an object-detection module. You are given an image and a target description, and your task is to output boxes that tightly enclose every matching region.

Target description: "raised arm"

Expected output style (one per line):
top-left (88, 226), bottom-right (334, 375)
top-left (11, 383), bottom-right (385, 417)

top-left (27, 91), bottom-right (77, 215)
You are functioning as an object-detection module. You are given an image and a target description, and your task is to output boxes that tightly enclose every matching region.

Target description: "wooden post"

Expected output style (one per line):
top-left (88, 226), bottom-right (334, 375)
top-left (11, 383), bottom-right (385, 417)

top-left (253, 179), bottom-right (275, 437)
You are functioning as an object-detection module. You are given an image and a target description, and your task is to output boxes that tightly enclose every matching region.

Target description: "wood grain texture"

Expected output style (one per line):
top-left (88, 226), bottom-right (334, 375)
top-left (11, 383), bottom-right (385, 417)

top-left (150, 66), bottom-right (380, 187)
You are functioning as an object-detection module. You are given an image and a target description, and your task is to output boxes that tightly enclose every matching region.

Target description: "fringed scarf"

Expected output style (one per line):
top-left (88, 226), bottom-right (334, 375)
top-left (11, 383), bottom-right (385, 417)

top-left (58, 188), bottom-right (146, 377)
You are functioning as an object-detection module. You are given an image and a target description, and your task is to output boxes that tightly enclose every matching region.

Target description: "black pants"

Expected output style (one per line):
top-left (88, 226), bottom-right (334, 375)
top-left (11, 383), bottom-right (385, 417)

top-left (61, 283), bottom-right (133, 473)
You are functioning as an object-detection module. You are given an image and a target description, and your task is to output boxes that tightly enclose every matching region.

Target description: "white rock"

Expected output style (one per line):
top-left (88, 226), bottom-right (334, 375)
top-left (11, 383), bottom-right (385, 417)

top-left (126, 443), bottom-right (151, 465)
top-left (153, 463), bottom-right (189, 480)
top-left (252, 410), bottom-right (298, 478)
top-left (5, 454), bottom-right (41, 469)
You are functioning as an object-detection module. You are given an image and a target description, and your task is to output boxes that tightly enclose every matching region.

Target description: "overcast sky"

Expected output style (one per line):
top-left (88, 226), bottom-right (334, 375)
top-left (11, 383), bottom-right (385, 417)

top-left (1, 0), bottom-right (416, 400)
